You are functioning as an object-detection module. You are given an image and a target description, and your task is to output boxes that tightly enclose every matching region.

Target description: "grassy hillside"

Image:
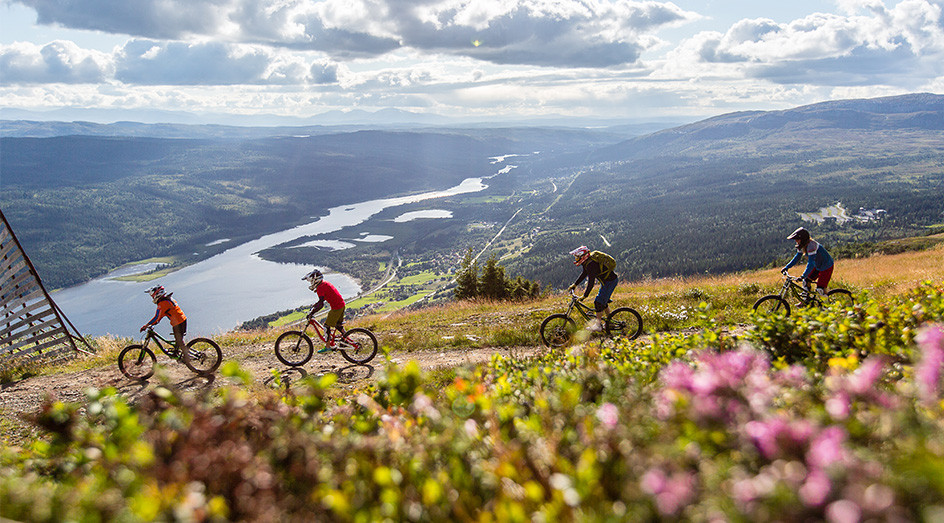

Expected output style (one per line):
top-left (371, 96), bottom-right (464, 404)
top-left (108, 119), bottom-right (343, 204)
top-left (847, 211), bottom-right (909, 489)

top-left (2, 240), bottom-right (943, 521)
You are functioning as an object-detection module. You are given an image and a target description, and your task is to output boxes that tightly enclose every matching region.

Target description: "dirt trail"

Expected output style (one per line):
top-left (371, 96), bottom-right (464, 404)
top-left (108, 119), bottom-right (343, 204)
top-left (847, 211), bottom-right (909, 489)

top-left (0, 342), bottom-right (541, 443)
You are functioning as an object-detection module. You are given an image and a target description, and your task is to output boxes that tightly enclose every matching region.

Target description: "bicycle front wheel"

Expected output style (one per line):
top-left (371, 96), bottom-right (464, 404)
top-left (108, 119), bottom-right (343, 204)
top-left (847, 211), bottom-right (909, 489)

top-left (540, 314), bottom-right (577, 347)
top-left (753, 295), bottom-right (791, 316)
top-left (183, 338), bottom-right (223, 375)
top-left (827, 289), bottom-right (854, 309)
top-left (118, 344), bottom-right (156, 380)
top-left (606, 307), bottom-right (643, 340)
top-left (338, 328), bottom-right (379, 365)
top-left (275, 331), bottom-right (313, 366)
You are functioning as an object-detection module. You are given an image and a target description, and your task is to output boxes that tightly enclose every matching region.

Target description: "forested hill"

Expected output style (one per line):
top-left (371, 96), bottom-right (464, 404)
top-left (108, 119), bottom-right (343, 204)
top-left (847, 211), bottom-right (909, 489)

top-left (590, 93), bottom-right (944, 161)
top-left (498, 93), bottom-right (944, 288)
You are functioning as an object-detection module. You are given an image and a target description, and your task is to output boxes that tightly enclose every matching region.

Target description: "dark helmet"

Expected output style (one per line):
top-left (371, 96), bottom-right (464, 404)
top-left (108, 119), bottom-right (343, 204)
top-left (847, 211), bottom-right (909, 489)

top-left (787, 227), bottom-right (810, 247)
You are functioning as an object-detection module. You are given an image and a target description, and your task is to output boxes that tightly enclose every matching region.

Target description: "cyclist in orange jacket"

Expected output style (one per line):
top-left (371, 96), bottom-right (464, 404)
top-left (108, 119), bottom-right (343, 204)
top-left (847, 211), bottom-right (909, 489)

top-left (141, 285), bottom-right (187, 352)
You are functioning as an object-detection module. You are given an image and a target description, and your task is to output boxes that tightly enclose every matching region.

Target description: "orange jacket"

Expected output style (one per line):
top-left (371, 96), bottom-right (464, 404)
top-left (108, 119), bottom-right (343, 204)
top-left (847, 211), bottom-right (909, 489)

top-left (146, 297), bottom-right (187, 327)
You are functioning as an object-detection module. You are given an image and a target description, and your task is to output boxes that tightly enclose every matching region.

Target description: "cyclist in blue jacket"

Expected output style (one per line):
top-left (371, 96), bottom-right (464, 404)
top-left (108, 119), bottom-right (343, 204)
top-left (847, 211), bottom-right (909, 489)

top-left (782, 227), bottom-right (834, 296)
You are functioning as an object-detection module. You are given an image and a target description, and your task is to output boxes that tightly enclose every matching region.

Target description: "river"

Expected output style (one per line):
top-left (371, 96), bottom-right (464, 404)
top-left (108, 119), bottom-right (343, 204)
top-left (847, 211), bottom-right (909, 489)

top-left (51, 176), bottom-right (496, 338)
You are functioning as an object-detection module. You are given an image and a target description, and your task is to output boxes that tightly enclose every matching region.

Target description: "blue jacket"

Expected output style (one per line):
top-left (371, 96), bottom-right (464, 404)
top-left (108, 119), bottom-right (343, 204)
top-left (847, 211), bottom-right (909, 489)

top-left (784, 240), bottom-right (834, 278)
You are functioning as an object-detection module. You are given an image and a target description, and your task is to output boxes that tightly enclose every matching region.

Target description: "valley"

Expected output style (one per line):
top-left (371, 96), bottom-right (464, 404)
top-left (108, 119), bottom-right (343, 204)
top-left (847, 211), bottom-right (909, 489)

top-left (1, 93), bottom-right (943, 338)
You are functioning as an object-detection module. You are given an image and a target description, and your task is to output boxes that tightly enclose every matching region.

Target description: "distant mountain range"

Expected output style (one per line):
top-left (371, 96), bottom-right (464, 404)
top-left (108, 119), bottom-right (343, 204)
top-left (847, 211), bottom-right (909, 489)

top-left (0, 106), bottom-right (690, 138)
top-left (592, 92), bottom-right (944, 161)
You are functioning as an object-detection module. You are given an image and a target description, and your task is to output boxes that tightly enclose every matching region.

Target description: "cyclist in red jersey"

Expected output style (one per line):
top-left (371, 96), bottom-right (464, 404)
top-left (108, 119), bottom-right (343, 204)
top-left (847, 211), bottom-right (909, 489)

top-left (302, 269), bottom-right (346, 353)
top-left (141, 286), bottom-right (187, 352)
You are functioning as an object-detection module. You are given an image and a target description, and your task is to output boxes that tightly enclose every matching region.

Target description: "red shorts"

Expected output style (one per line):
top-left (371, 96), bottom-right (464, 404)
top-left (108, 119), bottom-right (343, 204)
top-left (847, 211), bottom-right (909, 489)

top-left (806, 266), bottom-right (834, 289)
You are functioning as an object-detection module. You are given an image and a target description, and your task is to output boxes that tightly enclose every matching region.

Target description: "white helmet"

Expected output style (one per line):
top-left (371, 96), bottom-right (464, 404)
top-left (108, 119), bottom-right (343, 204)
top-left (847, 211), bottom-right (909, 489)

top-left (303, 269), bottom-right (323, 290)
top-left (146, 285), bottom-right (166, 303)
top-left (569, 246), bottom-right (590, 265)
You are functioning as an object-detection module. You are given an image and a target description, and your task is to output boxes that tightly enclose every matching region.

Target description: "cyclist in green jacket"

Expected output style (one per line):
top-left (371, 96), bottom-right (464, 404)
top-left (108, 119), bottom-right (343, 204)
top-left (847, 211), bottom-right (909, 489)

top-left (568, 246), bottom-right (618, 331)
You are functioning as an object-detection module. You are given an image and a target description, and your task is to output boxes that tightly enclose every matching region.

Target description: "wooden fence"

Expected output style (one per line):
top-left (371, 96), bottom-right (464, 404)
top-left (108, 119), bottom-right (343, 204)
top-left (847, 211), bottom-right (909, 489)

top-left (1, 209), bottom-right (93, 368)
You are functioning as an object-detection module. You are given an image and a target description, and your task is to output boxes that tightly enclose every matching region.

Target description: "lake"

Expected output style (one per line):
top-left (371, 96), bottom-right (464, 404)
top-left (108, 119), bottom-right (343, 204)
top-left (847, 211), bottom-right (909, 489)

top-left (51, 175), bottom-right (497, 338)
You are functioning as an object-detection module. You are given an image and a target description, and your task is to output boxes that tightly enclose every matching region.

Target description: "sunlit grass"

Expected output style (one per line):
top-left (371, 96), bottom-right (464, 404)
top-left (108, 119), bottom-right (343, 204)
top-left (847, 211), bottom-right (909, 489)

top-left (7, 242), bottom-right (942, 382)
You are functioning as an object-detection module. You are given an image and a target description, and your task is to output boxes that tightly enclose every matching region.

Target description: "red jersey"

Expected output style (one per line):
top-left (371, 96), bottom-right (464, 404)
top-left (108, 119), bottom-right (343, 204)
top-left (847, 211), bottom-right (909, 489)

top-left (315, 281), bottom-right (345, 309)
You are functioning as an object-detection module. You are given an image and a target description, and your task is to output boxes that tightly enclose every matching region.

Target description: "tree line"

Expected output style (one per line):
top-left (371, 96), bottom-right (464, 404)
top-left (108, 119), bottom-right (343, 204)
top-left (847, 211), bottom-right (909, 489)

top-left (453, 248), bottom-right (543, 301)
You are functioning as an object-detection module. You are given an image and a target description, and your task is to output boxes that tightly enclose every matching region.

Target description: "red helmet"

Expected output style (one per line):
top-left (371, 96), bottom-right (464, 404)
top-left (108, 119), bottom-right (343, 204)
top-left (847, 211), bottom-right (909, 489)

top-left (569, 246), bottom-right (591, 265)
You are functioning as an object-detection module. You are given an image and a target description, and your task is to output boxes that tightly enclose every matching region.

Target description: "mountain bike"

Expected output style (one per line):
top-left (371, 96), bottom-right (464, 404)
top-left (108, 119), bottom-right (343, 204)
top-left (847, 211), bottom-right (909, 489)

top-left (274, 308), bottom-right (378, 366)
top-left (539, 291), bottom-right (643, 347)
top-left (118, 327), bottom-right (223, 380)
top-left (752, 272), bottom-right (854, 316)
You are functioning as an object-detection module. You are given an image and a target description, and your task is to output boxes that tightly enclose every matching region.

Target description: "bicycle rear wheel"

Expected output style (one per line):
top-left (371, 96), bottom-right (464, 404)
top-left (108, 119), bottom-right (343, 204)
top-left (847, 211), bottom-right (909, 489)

top-left (753, 295), bottom-right (791, 316)
top-left (605, 307), bottom-right (643, 340)
top-left (275, 331), bottom-right (314, 366)
top-left (540, 314), bottom-right (577, 347)
top-left (338, 328), bottom-right (379, 365)
top-left (183, 338), bottom-right (223, 375)
top-left (118, 344), bottom-right (156, 380)
top-left (827, 289), bottom-right (854, 309)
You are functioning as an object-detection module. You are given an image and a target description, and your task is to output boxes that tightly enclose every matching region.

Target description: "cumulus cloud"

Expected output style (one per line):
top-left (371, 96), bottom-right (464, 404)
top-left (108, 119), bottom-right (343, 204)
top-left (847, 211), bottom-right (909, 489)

top-left (115, 40), bottom-right (292, 85)
top-left (17, 0), bottom-right (231, 40)
top-left (394, 0), bottom-right (696, 67)
top-left (309, 60), bottom-right (340, 84)
top-left (672, 0), bottom-right (944, 84)
top-left (0, 40), bottom-right (111, 83)
top-left (11, 0), bottom-right (699, 67)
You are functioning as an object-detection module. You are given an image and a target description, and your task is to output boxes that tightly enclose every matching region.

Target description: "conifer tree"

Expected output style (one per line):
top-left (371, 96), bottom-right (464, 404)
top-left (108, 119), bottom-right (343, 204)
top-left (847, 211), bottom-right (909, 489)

top-left (479, 255), bottom-right (508, 300)
top-left (454, 248), bottom-right (479, 300)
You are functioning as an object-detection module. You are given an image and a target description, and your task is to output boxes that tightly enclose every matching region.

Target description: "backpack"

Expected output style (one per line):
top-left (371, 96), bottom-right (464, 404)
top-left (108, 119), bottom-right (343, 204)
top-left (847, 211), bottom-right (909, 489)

top-left (590, 251), bottom-right (616, 279)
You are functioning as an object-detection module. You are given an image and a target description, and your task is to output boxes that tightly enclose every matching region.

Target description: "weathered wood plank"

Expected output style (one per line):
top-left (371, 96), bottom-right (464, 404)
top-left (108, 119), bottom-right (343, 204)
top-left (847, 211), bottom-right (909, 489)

top-left (0, 288), bottom-right (46, 314)
top-left (0, 305), bottom-right (56, 339)
top-left (1, 323), bottom-right (66, 353)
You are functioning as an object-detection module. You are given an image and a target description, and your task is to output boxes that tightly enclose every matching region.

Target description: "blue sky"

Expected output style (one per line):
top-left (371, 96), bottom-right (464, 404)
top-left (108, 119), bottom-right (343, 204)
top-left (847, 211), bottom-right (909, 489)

top-left (1, 0), bottom-right (942, 123)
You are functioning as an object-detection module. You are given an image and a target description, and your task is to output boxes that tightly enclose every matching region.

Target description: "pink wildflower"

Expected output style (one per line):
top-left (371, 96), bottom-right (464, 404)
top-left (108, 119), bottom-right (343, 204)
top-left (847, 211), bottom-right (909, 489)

top-left (825, 391), bottom-right (851, 420)
top-left (825, 499), bottom-right (861, 523)
top-left (596, 402), bottom-right (619, 428)
top-left (661, 362), bottom-right (695, 390)
top-left (807, 426), bottom-right (847, 470)
top-left (641, 468), bottom-right (696, 516)
top-left (915, 324), bottom-right (944, 402)
top-left (799, 469), bottom-right (832, 507)
top-left (847, 357), bottom-right (885, 395)
top-left (744, 418), bottom-right (814, 460)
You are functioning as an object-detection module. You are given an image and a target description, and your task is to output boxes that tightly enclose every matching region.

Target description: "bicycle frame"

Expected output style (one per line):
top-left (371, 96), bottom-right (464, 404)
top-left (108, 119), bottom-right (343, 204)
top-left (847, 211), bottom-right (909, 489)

top-left (299, 313), bottom-right (345, 344)
top-left (777, 275), bottom-right (822, 307)
top-left (562, 292), bottom-right (601, 321)
top-left (140, 328), bottom-right (180, 358)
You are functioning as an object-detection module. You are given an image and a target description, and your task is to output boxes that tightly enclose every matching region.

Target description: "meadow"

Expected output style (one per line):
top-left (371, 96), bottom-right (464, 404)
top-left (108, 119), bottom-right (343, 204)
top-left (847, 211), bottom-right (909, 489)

top-left (1, 242), bottom-right (943, 521)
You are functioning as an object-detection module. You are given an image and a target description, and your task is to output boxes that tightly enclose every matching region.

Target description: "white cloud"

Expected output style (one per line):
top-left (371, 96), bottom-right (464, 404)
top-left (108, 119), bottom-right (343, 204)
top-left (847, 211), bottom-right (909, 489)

top-left (10, 0), bottom-right (699, 67)
top-left (115, 40), bottom-right (293, 85)
top-left (664, 0), bottom-right (944, 85)
top-left (0, 40), bottom-right (111, 83)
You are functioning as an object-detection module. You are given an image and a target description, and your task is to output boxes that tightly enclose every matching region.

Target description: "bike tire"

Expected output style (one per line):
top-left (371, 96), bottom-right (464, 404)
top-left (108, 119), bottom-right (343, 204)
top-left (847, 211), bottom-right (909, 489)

top-left (338, 328), bottom-right (379, 365)
top-left (606, 307), bottom-right (643, 340)
top-left (540, 314), bottom-right (577, 347)
top-left (183, 338), bottom-right (223, 376)
top-left (275, 331), bottom-right (314, 367)
top-left (827, 288), bottom-right (854, 309)
top-left (118, 344), bottom-right (157, 380)
top-left (753, 295), bottom-right (791, 316)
